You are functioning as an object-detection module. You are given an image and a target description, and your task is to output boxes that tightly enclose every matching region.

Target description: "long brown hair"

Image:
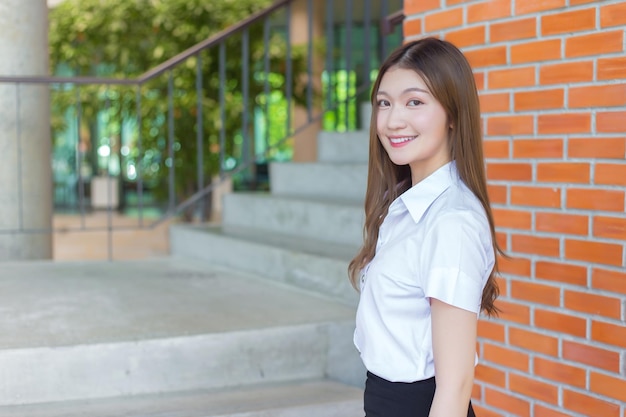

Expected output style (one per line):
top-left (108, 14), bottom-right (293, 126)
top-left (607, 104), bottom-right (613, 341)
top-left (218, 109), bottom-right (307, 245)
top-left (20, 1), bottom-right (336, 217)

top-left (348, 37), bottom-right (503, 316)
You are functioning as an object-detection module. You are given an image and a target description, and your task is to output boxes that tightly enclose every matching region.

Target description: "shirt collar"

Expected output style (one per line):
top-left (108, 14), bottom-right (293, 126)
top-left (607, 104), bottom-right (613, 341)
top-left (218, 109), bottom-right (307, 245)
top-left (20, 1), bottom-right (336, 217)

top-left (396, 161), bottom-right (458, 223)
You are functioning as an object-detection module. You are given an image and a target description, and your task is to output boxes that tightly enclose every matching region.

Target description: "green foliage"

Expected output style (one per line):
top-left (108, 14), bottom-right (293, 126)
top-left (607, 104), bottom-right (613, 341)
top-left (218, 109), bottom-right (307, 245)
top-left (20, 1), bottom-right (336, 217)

top-left (49, 0), bottom-right (307, 216)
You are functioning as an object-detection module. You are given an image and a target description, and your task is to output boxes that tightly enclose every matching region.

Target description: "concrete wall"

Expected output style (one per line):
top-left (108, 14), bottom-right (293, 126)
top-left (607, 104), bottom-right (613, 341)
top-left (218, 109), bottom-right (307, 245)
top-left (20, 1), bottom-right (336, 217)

top-left (403, 1), bottom-right (626, 416)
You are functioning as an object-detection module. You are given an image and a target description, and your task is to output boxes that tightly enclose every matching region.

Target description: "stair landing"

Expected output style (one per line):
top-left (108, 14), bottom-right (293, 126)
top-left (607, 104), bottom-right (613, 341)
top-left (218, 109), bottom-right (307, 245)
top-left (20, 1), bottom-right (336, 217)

top-left (0, 258), bottom-right (364, 408)
top-left (0, 258), bottom-right (353, 348)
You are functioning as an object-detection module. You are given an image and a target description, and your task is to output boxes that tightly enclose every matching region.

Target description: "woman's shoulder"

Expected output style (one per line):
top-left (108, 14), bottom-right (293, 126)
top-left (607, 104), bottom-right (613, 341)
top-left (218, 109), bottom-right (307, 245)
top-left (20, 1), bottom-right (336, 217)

top-left (430, 178), bottom-right (487, 222)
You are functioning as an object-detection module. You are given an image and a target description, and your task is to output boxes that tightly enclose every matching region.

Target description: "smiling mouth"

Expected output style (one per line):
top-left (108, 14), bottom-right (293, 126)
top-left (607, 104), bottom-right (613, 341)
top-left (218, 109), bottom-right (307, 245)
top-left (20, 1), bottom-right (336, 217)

top-left (389, 136), bottom-right (417, 146)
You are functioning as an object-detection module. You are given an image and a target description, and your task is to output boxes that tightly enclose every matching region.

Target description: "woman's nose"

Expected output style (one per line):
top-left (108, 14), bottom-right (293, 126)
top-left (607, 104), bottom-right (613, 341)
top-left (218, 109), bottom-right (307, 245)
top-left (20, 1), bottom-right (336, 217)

top-left (386, 106), bottom-right (407, 129)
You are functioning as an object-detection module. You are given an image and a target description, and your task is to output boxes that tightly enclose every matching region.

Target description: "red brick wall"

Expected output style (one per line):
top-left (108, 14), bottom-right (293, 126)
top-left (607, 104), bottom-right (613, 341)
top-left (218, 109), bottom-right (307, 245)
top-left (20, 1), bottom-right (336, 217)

top-left (403, 1), bottom-right (626, 416)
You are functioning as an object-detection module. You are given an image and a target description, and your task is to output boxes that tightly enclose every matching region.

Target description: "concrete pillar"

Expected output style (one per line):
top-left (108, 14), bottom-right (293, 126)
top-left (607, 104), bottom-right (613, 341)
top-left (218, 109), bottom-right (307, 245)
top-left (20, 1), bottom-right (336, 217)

top-left (290, 0), bottom-right (324, 162)
top-left (0, 0), bottom-right (53, 260)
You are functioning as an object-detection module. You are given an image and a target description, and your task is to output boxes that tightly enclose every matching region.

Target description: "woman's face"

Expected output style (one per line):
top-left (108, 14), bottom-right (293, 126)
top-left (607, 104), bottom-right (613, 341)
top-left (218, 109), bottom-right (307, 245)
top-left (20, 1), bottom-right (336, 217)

top-left (375, 66), bottom-right (451, 185)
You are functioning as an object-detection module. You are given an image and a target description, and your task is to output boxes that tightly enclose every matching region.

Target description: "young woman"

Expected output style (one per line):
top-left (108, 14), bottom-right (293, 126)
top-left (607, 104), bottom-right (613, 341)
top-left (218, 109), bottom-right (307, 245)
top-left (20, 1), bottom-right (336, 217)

top-left (349, 37), bottom-right (503, 417)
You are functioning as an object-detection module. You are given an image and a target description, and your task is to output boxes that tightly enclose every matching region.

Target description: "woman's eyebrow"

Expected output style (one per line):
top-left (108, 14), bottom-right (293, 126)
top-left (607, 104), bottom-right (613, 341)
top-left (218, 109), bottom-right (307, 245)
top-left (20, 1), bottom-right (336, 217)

top-left (376, 87), bottom-right (430, 96)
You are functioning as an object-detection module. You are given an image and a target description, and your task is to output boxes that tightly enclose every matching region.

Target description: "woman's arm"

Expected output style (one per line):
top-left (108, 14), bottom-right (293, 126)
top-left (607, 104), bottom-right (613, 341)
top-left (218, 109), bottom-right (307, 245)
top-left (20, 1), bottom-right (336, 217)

top-left (428, 298), bottom-right (478, 417)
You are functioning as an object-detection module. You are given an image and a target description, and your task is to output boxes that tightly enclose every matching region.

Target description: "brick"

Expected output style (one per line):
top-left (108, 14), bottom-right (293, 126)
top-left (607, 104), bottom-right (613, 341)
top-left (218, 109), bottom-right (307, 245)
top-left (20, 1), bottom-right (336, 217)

top-left (425, 8), bottom-right (463, 32)
top-left (495, 299), bottom-right (531, 324)
top-left (570, 84), bottom-right (626, 108)
top-left (513, 138), bottom-right (563, 158)
top-left (480, 92), bottom-right (510, 113)
top-left (594, 216), bottom-right (626, 240)
top-left (475, 71), bottom-right (485, 90)
top-left (596, 163), bottom-right (626, 186)
top-left (510, 327), bottom-right (559, 356)
top-left (536, 212), bottom-right (588, 236)
top-left (484, 343), bottom-right (529, 371)
top-left (471, 383), bottom-right (481, 401)
top-left (472, 404), bottom-right (503, 417)
top-left (487, 162), bottom-right (532, 181)
top-left (485, 388), bottom-right (531, 417)
top-left (511, 186), bottom-right (560, 208)
top-left (510, 374), bottom-right (558, 405)
top-left (564, 389), bottom-right (621, 417)
top-left (467, 0), bottom-right (511, 23)
top-left (569, 137), bottom-right (626, 159)
top-left (535, 309), bottom-right (586, 337)
top-left (535, 404), bottom-right (575, 417)
top-left (489, 67), bottom-right (536, 89)
top-left (590, 372), bottom-right (626, 403)
top-left (511, 39), bottom-right (561, 64)
top-left (592, 268), bottom-right (626, 295)
top-left (484, 140), bottom-right (509, 158)
top-left (445, 25), bottom-right (486, 48)
top-left (536, 261), bottom-right (587, 286)
top-left (542, 8), bottom-right (595, 36)
top-left (592, 320), bottom-right (626, 348)
top-left (540, 61), bottom-right (594, 85)
top-left (565, 291), bottom-right (621, 320)
top-left (491, 17), bottom-right (536, 43)
top-left (475, 364), bottom-right (506, 387)
top-left (537, 113), bottom-right (591, 134)
top-left (570, 0), bottom-right (596, 3)
top-left (498, 256), bottom-right (531, 278)
top-left (511, 234), bottom-right (560, 257)
top-left (567, 188), bottom-right (625, 211)
top-left (405, 0), bottom-right (439, 14)
top-left (403, 18), bottom-right (422, 37)
top-left (510, 280), bottom-right (560, 306)
top-left (565, 239), bottom-right (623, 266)
top-left (534, 357), bottom-right (586, 389)
top-left (495, 231), bottom-right (507, 250)
top-left (536, 162), bottom-right (590, 184)
top-left (516, 0), bottom-right (566, 15)
top-left (465, 46), bottom-right (508, 68)
top-left (597, 111), bottom-right (626, 133)
top-left (598, 57), bottom-right (626, 80)
top-left (493, 208), bottom-right (532, 230)
top-left (478, 320), bottom-right (505, 342)
top-left (601, 2), bottom-right (626, 27)
top-left (487, 184), bottom-right (507, 204)
top-left (495, 276), bottom-right (508, 296)
top-left (487, 115), bottom-right (534, 136)
top-left (515, 89), bottom-right (564, 111)
top-left (566, 30), bottom-right (624, 58)
top-left (563, 340), bottom-right (621, 372)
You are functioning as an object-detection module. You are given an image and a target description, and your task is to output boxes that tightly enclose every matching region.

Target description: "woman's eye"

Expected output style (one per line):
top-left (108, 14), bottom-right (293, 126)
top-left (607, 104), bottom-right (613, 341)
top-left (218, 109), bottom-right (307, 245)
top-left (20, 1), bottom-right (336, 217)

top-left (408, 99), bottom-right (423, 106)
top-left (377, 99), bottom-right (390, 107)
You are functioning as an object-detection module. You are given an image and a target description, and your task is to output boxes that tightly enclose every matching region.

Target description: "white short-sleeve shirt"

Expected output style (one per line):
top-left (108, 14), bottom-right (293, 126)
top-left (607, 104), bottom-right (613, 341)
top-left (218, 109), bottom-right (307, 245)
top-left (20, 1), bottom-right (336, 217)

top-left (353, 161), bottom-right (495, 383)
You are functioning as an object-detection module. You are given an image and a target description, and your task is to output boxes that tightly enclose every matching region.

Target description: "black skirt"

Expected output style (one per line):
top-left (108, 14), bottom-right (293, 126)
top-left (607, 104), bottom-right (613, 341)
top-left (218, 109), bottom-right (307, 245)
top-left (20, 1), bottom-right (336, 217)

top-left (364, 371), bottom-right (476, 417)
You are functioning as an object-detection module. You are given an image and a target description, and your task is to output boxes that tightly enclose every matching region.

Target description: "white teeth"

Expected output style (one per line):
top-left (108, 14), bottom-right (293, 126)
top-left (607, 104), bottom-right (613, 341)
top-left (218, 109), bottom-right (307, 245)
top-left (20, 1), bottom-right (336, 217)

top-left (389, 136), bottom-right (416, 144)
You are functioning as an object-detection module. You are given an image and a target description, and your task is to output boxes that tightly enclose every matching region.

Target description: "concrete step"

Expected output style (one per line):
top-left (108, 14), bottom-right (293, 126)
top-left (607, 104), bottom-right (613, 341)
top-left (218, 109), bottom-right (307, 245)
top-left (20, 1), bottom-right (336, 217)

top-left (170, 224), bottom-right (360, 306)
top-left (0, 258), bottom-right (364, 406)
top-left (269, 162), bottom-right (367, 201)
top-left (318, 130), bottom-right (369, 163)
top-left (222, 193), bottom-right (364, 247)
top-left (0, 379), bottom-right (363, 417)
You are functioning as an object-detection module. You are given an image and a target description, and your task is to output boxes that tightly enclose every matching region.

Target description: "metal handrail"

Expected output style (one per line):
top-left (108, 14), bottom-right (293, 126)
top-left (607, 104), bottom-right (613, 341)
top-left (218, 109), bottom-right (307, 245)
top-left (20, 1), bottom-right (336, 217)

top-left (137, 0), bottom-right (294, 82)
top-left (0, 1), bottom-right (404, 260)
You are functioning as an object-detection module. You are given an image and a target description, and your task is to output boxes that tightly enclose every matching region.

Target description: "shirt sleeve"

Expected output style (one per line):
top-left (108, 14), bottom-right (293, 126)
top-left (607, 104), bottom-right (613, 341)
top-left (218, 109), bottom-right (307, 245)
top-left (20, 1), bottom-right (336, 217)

top-left (419, 209), bottom-right (494, 314)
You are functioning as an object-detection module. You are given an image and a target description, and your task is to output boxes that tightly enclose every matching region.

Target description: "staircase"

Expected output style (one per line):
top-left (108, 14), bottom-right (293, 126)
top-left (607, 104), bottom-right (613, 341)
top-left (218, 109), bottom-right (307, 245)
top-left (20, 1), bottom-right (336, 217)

top-left (0, 125), bottom-right (370, 416)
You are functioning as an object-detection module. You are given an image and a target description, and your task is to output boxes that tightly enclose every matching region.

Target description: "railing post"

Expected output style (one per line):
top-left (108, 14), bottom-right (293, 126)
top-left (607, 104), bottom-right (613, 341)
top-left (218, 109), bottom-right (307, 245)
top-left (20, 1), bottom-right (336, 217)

top-left (219, 42), bottom-right (226, 180)
top-left (167, 71), bottom-right (175, 213)
top-left (195, 54), bottom-right (205, 221)
top-left (325, 0), bottom-right (334, 120)
top-left (242, 28), bottom-right (251, 181)
top-left (135, 85), bottom-right (144, 227)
